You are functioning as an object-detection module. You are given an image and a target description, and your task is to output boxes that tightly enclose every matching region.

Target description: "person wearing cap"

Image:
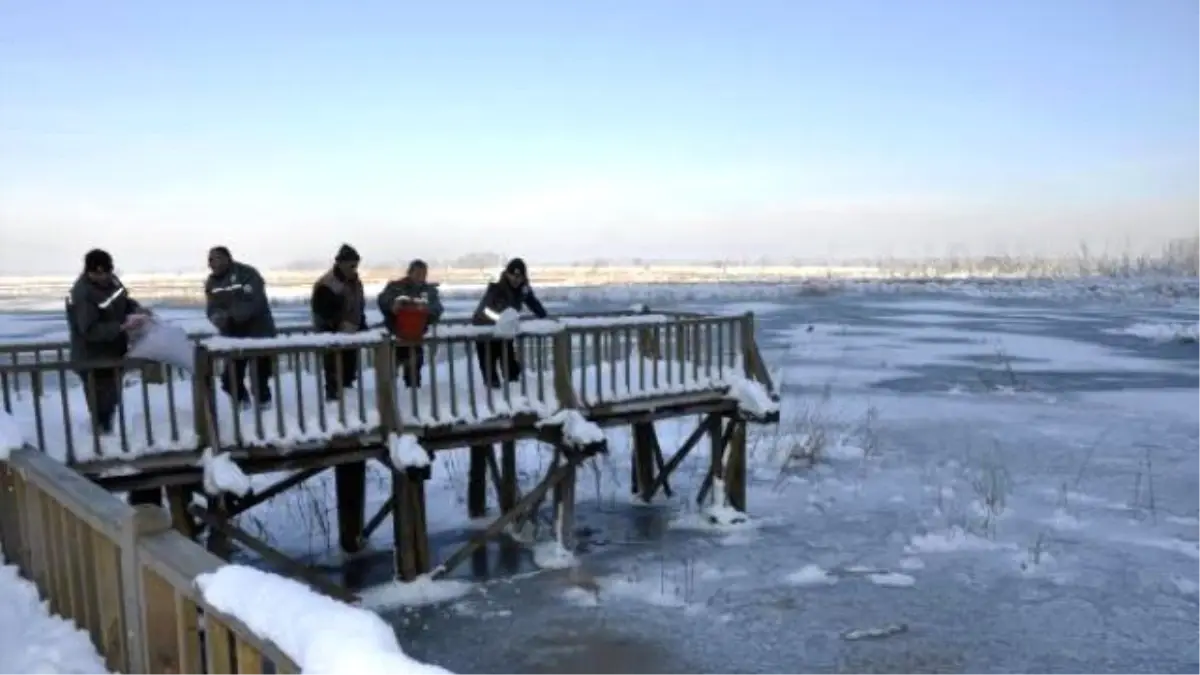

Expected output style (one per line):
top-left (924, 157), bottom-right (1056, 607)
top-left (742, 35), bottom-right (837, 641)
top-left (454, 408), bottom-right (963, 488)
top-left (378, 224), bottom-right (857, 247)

top-left (311, 244), bottom-right (368, 400)
top-left (377, 259), bottom-right (444, 388)
top-left (205, 246), bottom-right (278, 406)
top-left (471, 257), bottom-right (548, 387)
top-left (65, 248), bottom-right (151, 435)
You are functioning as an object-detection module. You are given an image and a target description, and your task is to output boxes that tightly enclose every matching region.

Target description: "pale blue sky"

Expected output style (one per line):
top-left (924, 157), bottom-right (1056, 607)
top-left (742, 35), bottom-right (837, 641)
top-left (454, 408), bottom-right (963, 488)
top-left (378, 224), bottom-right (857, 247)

top-left (1, 0), bottom-right (1196, 273)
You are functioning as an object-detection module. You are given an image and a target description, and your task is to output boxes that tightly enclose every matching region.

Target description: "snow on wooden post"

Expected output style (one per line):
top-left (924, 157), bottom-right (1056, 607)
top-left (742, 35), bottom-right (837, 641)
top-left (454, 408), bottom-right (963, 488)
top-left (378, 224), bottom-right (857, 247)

top-left (372, 341), bottom-right (400, 432)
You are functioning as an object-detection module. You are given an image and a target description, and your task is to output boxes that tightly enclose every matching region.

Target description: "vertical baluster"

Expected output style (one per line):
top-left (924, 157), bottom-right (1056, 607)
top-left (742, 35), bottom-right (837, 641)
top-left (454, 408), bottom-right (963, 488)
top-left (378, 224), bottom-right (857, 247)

top-left (140, 373), bottom-right (155, 449)
top-left (623, 326), bottom-right (632, 398)
top-left (448, 341), bottom-right (461, 421)
top-left (272, 356), bottom-right (286, 439)
top-left (592, 330), bottom-right (603, 402)
top-left (466, 339), bottom-right (479, 421)
top-left (57, 365), bottom-right (75, 463)
top-left (293, 354), bottom-right (307, 436)
top-left (165, 367), bottom-right (180, 444)
top-left (115, 365), bottom-right (130, 454)
top-left (428, 341), bottom-right (441, 424)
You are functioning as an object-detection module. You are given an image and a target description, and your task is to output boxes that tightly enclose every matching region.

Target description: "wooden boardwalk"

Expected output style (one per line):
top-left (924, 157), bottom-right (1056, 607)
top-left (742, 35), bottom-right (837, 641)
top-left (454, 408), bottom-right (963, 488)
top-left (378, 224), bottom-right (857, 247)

top-left (1, 309), bottom-right (779, 595)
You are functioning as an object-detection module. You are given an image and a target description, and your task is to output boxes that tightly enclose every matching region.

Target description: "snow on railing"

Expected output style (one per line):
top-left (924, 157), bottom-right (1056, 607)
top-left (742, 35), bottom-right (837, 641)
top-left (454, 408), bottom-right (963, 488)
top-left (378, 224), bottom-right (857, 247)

top-left (0, 311), bottom-right (777, 464)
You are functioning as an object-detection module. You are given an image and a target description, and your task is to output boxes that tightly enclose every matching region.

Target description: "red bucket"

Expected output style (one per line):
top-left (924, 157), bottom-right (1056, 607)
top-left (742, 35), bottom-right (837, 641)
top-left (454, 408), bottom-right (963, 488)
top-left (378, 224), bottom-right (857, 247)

top-left (393, 304), bottom-right (430, 342)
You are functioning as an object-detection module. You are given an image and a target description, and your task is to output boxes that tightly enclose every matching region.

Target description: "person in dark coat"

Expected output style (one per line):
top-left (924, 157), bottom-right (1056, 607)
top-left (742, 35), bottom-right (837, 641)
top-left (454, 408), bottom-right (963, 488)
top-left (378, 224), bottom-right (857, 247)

top-left (311, 244), bottom-right (367, 400)
top-left (65, 248), bottom-right (150, 434)
top-left (205, 246), bottom-right (278, 406)
top-left (377, 259), bottom-right (444, 388)
top-left (471, 257), bottom-right (548, 387)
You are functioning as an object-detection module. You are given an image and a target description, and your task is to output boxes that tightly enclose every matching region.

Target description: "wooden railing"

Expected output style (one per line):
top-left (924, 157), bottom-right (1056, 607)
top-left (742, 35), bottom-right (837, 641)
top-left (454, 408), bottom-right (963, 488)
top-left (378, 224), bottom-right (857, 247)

top-left (0, 448), bottom-right (298, 673)
top-left (1, 312), bottom-right (776, 463)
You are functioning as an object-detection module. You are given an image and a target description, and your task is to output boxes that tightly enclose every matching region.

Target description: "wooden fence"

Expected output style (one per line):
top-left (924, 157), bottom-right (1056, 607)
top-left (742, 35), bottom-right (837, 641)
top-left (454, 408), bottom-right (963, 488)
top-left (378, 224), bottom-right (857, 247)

top-left (1, 312), bottom-right (776, 463)
top-left (0, 448), bottom-right (298, 674)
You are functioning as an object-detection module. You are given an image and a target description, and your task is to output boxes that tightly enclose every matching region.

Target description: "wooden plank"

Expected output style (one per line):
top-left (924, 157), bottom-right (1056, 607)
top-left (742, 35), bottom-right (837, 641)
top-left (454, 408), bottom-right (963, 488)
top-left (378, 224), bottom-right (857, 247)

top-left (235, 636), bottom-right (265, 674)
top-left (140, 570), bottom-right (183, 674)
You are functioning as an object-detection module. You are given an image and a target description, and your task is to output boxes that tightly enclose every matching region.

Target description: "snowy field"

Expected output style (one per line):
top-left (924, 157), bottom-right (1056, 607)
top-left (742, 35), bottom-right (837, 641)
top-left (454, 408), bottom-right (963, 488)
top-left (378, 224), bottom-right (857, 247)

top-left (1, 279), bottom-right (1198, 673)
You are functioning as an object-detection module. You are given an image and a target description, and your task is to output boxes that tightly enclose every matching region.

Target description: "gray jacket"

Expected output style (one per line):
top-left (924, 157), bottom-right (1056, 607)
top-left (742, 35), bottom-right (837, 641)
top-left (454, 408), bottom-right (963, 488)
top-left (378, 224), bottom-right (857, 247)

top-left (377, 278), bottom-right (444, 334)
top-left (65, 274), bottom-right (143, 363)
top-left (204, 261), bottom-right (277, 338)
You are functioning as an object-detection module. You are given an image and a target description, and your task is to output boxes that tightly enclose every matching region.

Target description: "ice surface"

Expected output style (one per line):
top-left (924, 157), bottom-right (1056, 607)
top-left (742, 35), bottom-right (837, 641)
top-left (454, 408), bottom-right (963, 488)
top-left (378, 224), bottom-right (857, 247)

top-left (0, 545), bottom-right (109, 674)
top-left (388, 433), bottom-right (430, 469)
top-left (1108, 321), bottom-right (1199, 344)
top-left (201, 448), bottom-right (251, 497)
top-left (196, 564), bottom-right (451, 674)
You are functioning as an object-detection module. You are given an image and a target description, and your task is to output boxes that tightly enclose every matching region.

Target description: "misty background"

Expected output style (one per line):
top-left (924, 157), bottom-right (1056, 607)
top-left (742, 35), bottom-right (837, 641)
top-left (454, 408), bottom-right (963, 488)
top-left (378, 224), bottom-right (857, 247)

top-left (1, 0), bottom-right (1196, 275)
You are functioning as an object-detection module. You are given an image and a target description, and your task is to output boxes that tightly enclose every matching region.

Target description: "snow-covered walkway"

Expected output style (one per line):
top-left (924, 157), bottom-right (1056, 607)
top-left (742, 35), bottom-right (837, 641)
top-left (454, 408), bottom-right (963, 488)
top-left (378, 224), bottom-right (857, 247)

top-left (0, 546), bottom-right (108, 674)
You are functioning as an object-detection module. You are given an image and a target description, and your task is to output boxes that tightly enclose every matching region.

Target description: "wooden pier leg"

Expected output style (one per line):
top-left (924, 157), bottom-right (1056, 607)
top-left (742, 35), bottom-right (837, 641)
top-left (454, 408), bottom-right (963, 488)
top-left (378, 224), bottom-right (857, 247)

top-left (552, 450), bottom-right (577, 551)
top-left (165, 485), bottom-right (198, 538)
top-left (724, 420), bottom-right (748, 512)
top-left (334, 461), bottom-right (367, 554)
top-left (632, 422), bottom-right (657, 502)
top-left (391, 470), bottom-right (418, 581)
top-left (409, 476), bottom-right (431, 575)
top-left (697, 414), bottom-right (727, 506)
top-left (205, 495), bottom-right (232, 559)
top-left (468, 445), bottom-right (491, 518)
top-left (499, 441), bottom-right (518, 513)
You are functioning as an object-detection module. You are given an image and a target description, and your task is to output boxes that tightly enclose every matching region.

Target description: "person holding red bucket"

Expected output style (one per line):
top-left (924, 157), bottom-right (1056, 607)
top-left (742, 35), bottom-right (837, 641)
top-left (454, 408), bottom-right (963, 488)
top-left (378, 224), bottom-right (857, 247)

top-left (377, 259), bottom-right (444, 387)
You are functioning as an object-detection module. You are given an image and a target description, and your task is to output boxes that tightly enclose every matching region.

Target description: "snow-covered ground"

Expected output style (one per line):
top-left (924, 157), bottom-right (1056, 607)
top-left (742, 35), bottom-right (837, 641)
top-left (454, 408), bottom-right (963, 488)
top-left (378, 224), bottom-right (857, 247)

top-left (1, 279), bottom-right (1197, 672)
top-left (0, 545), bottom-right (109, 674)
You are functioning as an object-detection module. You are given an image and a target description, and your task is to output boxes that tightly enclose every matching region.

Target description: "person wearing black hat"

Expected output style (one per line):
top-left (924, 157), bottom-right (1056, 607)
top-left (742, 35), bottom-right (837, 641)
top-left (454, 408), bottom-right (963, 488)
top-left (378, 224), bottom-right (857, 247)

top-left (471, 257), bottom-right (548, 387)
top-left (311, 244), bottom-right (368, 400)
top-left (65, 248), bottom-right (150, 435)
top-left (205, 246), bottom-right (278, 406)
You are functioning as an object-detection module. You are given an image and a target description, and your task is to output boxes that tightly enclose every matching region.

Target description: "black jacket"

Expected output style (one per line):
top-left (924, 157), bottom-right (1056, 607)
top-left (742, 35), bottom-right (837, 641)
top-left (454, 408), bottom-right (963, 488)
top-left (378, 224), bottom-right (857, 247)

top-left (65, 274), bottom-right (143, 362)
top-left (204, 261), bottom-right (277, 338)
top-left (472, 279), bottom-right (547, 326)
top-left (377, 277), bottom-right (444, 334)
top-left (311, 268), bottom-right (367, 333)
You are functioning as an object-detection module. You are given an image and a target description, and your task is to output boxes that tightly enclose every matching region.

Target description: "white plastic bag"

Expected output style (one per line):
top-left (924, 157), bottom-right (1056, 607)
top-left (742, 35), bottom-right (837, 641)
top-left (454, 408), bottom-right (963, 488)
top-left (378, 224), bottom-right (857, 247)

top-left (493, 308), bottom-right (521, 338)
top-left (127, 318), bottom-right (196, 373)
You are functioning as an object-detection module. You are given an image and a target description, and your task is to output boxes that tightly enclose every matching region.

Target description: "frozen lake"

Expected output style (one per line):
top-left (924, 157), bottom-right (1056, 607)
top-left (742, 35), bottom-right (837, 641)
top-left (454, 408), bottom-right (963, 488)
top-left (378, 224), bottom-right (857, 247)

top-left (2, 281), bottom-right (1197, 673)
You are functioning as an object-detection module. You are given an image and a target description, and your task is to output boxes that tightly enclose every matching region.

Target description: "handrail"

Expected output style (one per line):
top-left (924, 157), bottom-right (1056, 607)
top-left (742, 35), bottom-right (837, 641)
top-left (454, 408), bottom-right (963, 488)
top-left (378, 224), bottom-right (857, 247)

top-left (0, 449), bottom-right (298, 673)
top-left (1, 312), bottom-right (777, 463)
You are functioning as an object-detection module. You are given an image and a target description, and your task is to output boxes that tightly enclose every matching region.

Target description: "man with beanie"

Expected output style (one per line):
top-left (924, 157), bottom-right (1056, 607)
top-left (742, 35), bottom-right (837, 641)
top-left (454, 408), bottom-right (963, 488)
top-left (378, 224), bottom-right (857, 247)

top-left (471, 257), bottom-right (548, 387)
top-left (377, 259), bottom-right (444, 388)
top-left (205, 246), bottom-right (278, 406)
top-left (311, 244), bottom-right (367, 400)
top-left (65, 249), bottom-right (150, 434)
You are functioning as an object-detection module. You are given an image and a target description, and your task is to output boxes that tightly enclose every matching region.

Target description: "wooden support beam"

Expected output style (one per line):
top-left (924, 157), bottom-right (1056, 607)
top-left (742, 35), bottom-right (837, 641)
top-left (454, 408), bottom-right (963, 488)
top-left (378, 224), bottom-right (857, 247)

top-left (227, 467), bottom-right (327, 517)
top-left (631, 422), bottom-right (659, 502)
top-left (434, 447), bottom-right (583, 580)
top-left (360, 495), bottom-right (394, 548)
top-left (499, 440), bottom-right (518, 513)
top-left (391, 472), bottom-right (417, 582)
top-left (724, 419), bottom-right (748, 512)
top-left (551, 449), bottom-right (577, 551)
top-left (696, 416), bottom-right (735, 506)
top-left (205, 495), bottom-right (233, 560)
top-left (333, 461), bottom-right (366, 554)
top-left (645, 414), bottom-right (712, 501)
top-left (467, 445), bottom-right (491, 518)
top-left (165, 485), bottom-right (199, 538)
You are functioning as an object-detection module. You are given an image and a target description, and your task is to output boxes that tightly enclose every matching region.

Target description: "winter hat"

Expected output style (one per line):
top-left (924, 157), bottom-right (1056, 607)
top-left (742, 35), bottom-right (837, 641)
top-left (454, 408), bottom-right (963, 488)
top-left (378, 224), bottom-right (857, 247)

top-left (504, 257), bottom-right (527, 276)
top-left (335, 244), bottom-right (361, 263)
top-left (84, 249), bottom-right (114, 273)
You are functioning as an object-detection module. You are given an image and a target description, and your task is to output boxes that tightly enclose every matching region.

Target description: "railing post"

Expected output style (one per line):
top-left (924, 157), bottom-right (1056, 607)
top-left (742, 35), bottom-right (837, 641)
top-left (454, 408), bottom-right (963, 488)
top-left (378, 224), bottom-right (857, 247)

top-left (551, 332), bottom-right (579, 409)
top-left (191, 344), bottom-right (214, 451)
top-left (739, 312), bottom-right (756, 379)
top-left (121, 504), bottom-right (171, 675)
top-left (372, 340), bottom-right (399, 431)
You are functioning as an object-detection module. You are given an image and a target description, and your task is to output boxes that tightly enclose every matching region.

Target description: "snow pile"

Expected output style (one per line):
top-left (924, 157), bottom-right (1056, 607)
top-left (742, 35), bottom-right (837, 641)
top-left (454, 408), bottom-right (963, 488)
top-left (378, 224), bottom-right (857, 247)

top-left (0, 545), bottom-right (109, 674)
top-left (531, 540), bottom-right (578, 569)
top-left (357, 574), bottom-right (475, 610)
top-left (785, 564), bottom-right (838, 587)
top-left (203, 330), bottom-right (390, 352)
top-left (388, 433), bottom-right (430, 469)
top-left (535, 409), bottom-right (605, 447)
top-left (201, 449), bottom-right (251, 497)
top-left (0, 411), bottom-right (24, 460)
top-left (725, 377), bottom-right (778, 418)
top-left (1110, 321), bottom-right (1199, 344)
top-left (195, 564), bottom-right (451, 674)
top-left (492, 309), bottom-right (521, 338)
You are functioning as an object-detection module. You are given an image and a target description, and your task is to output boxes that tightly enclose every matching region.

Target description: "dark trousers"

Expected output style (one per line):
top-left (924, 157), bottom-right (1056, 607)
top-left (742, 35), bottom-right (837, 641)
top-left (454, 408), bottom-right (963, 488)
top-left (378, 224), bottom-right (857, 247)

top-left (323, 349), bottom-right (359, 400)
top-left (395, 345), bottom-right (426, 388)
top-left (77, 367), bottom-right (122, 435)
top-left (220, 355), bottom-right (274, 404)
top-left (475, 339), bottom-right (521, 387)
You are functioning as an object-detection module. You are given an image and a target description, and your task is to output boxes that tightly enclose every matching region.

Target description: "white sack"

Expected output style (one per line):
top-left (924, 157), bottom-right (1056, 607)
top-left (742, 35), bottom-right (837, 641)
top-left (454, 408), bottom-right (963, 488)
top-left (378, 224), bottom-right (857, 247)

top-left (127, 318), bottom-right (196, 373)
